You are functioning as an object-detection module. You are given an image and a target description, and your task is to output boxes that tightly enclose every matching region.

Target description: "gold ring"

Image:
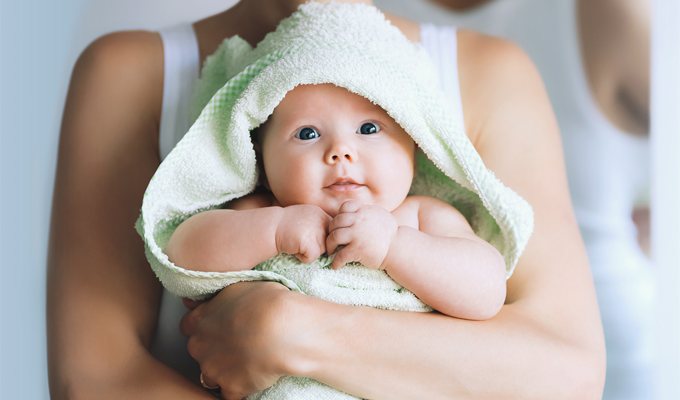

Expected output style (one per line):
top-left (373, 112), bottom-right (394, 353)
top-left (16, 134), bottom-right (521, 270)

top-left (200, 372), bottom-right (220, 390)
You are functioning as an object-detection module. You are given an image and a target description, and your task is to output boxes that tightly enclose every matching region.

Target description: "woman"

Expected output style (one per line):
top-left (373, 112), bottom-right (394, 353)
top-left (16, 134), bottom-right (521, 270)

top-left (47, 0), bottom-right (605, 398)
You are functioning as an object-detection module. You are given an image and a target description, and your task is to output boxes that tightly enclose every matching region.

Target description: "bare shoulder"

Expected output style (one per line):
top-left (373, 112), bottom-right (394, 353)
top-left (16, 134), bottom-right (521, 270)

top-left (456, 29), bottom-right (564, 198)
top-left (76, 30), bottom-right (163, 80)
top-left (456, 29), bottom-right (544, 146)
top-left (404, 196), bottom-right (473, 237)
top-left (225, 192), bottom-right (276, 210)
top-left (405, 195), bottom-right (457, 213)
top-left (80, 30), bottom-right (163, 62)
top-left (583, 0), bottom-right (649, 49)
top-left (580, 0), bottom-right (649, 129)
top-left (67, 30), bottom-right (164, 149)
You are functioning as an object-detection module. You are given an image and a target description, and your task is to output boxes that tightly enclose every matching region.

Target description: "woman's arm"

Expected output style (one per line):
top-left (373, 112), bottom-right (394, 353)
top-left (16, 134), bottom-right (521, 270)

top-left (183, 32), bottom-right (605, 399)
top-left (47, 32), bottom-right (213, 399)
top-left (301, 31), bottom-right (606, 399)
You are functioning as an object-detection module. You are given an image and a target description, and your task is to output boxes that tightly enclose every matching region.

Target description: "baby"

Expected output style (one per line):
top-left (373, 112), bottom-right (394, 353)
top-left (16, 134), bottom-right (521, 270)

top-left (165, 83), bottom-right (506, 320)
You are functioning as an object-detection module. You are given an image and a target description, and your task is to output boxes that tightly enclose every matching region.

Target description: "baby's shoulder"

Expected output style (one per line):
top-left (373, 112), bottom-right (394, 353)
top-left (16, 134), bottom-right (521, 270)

top-left (403, 196), bottom-right (471, 236)
top-left (402, 195), bottom-right (454, 213)
top-left (223, 191), bottom-right (275, 210)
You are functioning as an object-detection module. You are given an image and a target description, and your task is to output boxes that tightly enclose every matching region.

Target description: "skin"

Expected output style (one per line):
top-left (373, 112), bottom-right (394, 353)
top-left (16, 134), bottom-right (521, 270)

top-left (577, 0), bottom-right (650, 136)
top-left (47, 0), bottom-right (605, 399)
top-left (433, 0), bottom-right (650, 135)
top-left (433, 0), bottom-right (652, 251)
top-left (260, 84), bottom-right (417, 217)
top-left (166, 83), bottom-right (506, 320)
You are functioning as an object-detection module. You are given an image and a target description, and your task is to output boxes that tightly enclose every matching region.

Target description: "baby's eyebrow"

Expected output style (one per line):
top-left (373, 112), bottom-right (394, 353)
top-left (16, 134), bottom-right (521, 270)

top-left (365, 116), bottom-right (397, 128)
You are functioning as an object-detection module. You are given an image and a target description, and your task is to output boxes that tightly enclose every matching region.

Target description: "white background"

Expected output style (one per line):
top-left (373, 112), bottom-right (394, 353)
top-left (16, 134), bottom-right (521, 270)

top-left (1, 0), bottom-right (677, 398)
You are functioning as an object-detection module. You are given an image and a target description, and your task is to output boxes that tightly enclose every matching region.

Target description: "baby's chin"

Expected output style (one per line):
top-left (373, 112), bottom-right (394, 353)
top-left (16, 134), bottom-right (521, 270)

top-left (320, 196), bottom-right (400, 217)
top-left (279, 192), bottom-right (402, 216)
top-left (321, 194), bottom-right (370, 216)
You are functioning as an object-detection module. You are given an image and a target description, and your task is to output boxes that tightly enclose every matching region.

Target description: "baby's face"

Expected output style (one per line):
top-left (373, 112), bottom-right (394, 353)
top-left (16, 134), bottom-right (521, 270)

top-left (259, 84), bottom-right (416, 216)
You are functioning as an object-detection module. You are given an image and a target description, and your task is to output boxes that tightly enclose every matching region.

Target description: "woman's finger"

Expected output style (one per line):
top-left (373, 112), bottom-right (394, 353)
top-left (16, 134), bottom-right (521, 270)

top-left (182, 297), bottom-right (204, 310)
top-left (180, 308), bottom-right (201, 336)
top-left (199, 371), bottom-right (220, 391)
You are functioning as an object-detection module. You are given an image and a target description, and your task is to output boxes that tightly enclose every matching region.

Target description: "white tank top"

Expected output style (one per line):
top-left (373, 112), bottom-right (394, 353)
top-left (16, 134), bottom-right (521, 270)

top-left (153, 22), bottom-right (465, 378)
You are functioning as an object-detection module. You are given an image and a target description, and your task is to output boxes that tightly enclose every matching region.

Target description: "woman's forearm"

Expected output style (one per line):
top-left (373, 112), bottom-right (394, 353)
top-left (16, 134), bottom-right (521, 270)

top-left (51, 344), bottom-right (214, 400)
top-left (166, 208), bottom-right (283, 272)
top-left (291, 297), bottom-right (603, 400)
top-left (384, 226), bottom-right (506, 319)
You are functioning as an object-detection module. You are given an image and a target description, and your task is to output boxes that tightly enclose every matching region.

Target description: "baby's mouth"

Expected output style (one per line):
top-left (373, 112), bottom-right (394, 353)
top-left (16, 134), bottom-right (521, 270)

top-left (325, 178), bottom-right (365, 192)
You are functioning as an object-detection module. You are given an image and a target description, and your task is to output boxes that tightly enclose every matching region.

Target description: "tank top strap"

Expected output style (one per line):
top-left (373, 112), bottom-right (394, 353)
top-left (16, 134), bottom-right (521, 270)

top-left (419, 23), bottom-right (466, 132)
top-left (158, 24), bottom-right (200, 160)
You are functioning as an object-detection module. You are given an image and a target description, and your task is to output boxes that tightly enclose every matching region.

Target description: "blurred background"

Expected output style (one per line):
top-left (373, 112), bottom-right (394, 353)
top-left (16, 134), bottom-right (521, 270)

top-left (1, 0), bottom-right (677, 398)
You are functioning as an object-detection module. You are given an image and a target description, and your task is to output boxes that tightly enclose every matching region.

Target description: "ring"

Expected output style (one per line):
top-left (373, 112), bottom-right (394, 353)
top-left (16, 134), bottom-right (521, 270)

top-left (200, 372), bottom-right (220, 390)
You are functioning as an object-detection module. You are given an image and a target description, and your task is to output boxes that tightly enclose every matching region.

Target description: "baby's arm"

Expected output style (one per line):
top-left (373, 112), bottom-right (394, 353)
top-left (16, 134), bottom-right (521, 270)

top-left (327, 196), bottom-right (506, 320)
top-left (387, 196), bottom-right (506, 319)
top-left (165, 194), bottom-right (330, 272)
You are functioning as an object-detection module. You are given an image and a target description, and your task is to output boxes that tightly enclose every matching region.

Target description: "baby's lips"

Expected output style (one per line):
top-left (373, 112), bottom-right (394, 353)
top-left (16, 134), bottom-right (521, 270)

top-left (324, 175), bottom-right (362, 187)
top-left (326, 182), bottom-right (365, 192)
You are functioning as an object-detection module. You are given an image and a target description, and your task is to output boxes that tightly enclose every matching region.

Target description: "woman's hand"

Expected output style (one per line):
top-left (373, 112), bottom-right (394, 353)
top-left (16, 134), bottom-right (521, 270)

top-left (180, 282), bottom-right (308, 400)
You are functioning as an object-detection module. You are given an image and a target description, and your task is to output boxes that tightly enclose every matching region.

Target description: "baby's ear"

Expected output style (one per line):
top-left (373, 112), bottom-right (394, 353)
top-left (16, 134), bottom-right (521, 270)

top-left (252, 142), bottom-right (271, 190)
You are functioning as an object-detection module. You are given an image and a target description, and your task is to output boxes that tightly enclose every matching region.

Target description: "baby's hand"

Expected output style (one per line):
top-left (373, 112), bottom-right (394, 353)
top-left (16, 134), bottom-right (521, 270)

top-left (275, 205), bottom-right (331, 263)
top-left (326, 200), bottom-right (398, 270)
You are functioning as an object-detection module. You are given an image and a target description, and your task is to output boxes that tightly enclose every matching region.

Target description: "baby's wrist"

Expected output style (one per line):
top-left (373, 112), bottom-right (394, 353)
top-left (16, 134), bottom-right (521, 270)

top-left (271, 206), bottom-right (288, 253)
top-left (380, 225), bottom-right (404, 272)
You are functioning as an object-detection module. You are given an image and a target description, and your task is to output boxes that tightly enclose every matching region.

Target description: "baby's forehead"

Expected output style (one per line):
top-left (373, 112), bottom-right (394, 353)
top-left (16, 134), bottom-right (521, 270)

top-left (274, 84), bottom-right (387, 117)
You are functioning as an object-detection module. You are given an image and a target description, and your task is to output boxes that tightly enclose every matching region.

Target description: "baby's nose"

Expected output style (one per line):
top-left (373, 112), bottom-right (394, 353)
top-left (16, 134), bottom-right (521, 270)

top-left (325, 143), bottom-right (356, 164)
top-left (327, 152), bottom-right (353, 163)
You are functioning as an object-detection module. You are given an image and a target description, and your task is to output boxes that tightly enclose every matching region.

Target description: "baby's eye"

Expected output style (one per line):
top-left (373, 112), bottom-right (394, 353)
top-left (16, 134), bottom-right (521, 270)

top-left (295, 127), bottom-right (320, 140)
top-left (357, 122), bottom-right (381, 135)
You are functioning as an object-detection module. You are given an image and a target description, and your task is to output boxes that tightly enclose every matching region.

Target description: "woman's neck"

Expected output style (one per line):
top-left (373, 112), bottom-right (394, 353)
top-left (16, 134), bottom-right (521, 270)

top-left (194, 0), bottom-right (419, 65)
top-left (237, 0), bottom-right (376, 32)
top-left (200, 0), bottom-right (376, 47)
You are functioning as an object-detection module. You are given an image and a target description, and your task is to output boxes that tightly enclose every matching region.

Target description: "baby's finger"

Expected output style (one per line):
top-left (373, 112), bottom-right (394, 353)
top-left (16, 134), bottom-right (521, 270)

top-left (338, 199), bottom-right (361, 214)
top-left (329, 212), bottom-right (356, 232)
top-left (326, 227), bottom-right (352, 255)
top-left (295, 253), bottom-right (315, 264)
top-left (331, 245), bottom-right (356, 269)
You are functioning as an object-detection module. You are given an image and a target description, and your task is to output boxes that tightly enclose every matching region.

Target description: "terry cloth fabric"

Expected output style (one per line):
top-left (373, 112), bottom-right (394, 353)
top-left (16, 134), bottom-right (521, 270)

top-left (136, 1), bottom-right (532, 301)
top-left (137, 3), bottom-right (533, 398)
